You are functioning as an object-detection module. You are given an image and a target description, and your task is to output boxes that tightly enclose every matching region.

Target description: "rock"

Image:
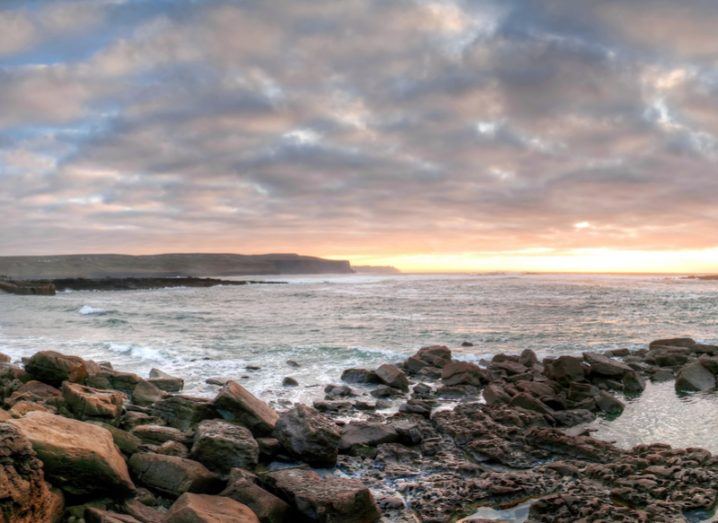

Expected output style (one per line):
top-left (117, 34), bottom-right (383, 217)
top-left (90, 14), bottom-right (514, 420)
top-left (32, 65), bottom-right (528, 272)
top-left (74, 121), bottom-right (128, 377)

top-left (165, 493), bottom-right (259, 523)
top-left (594, 390), bottom-right (624, 415)
top-left (213, 381), bottom-right (278, 436)
top-left (676, 360), bottom-right (716, 392)
top-left (0, 423), bottom-right (64, 523)
top-left (413, 345), bottom-right (452, 368)
top-left (157, 440), bottom-right (190, 458)
top-left (519, 349), bottom-right (539, 367)
top-left (62, 382), bottom-right (125, 419)
top-left (221, 469), bottom-right (290, 523)
top-left (649, 338), bottom-right (696, 349)
top-left (85, 508), bottom-right (141, 523)
top-left (152, 395), bottom-right (217, 432)
top-left (274, 404), bottom-right (341, 467)
top-left (6, 380), bottom-right (62, 409)
top-left (132, 380), bottom-right (166, 406)
top-left (148, 369), bottom-right (184, 393)
top-left (24, 350), bottom-right (88, 387)
top-left (583, 352), bottom-right (633, 377)
top-left (398, 399), bottom-right (434, 416)
top-left (191, 419), bottom-right (259, 473)
top-left (88, 422), bottom-right (141, 455)
top-left (374, 364), bottom-right (409, 391)
top-left (324, 384), bottom-right (355, 399)
top-left (87, 368), bottom-right (143, 395)
top-left (544, 356), bottom-right (586, 383)
top-left (441, 361), bottom-right (487, 386)
top-left (483, 383), bottom-right (513, 405)
top-left (122, 498), bottom-right (165, 523)
top-left (339, 422), bottom-right (399, 451)
top-left (131, 425), bottom-right (191, 446)
top-left (490, 359), bottom-right (528, 376)
top-left (340, 368), bottom-right (381, 384)
top-left (369, 385), bottom-right (404, 398)
top-left (510, 393), bottom-right (554, 416)
top-left (282, 377), bottom-right (298, 387)
top-left (460, 341), bottom-right (474, 347)
top-left (286, 360), bottom-right (301, 368)
top-left (622, 371), bottom-right (646, 393)
top-left (128, 453), bottom-right (222, 498)
top-left (266, 468), bottom-right (381, 523)
top-left (9, 411), bottom-right (135, 496)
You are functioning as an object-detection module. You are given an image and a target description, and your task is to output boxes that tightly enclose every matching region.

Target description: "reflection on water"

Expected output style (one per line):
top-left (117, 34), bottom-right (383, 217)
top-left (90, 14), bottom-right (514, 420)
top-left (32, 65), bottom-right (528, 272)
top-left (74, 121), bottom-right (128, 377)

top-left (459, 500), bottom-right (532, 522)
top-left (589, 381), bottom-right (718, 453)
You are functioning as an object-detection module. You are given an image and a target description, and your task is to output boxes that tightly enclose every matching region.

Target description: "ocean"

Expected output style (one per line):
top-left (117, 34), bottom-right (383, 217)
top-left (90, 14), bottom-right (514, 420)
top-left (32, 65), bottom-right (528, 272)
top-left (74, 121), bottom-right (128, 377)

top-left (1, 272), bottom-right (717, 450)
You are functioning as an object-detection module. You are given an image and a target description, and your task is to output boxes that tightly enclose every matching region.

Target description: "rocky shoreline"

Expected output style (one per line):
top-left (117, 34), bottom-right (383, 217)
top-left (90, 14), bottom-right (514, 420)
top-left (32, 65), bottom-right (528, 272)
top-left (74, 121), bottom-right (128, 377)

top-left (0, 338), bottom-right (716, 522)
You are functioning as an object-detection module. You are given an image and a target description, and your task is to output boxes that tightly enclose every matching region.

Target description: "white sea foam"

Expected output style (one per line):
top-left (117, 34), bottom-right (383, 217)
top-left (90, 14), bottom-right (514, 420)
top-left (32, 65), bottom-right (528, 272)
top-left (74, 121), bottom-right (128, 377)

top-left (79, 305), bottom-right (107, 315)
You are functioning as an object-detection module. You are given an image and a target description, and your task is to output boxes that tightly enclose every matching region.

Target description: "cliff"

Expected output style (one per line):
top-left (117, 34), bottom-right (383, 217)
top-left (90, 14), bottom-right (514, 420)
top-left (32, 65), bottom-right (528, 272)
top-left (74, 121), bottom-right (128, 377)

top-left (0, 253), bottom-right (353, 280)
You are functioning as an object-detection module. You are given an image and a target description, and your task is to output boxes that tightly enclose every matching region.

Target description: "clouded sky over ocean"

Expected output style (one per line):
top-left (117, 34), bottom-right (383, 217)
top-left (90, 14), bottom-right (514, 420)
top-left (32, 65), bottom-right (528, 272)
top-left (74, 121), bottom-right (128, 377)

top-left (2, 0), bottom-right (718, 272)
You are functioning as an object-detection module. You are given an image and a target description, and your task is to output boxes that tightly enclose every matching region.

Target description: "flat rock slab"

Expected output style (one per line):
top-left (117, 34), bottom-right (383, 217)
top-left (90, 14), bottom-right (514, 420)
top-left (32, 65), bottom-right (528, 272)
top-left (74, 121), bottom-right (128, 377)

top-left (9, 411), bottom-right (135, 496)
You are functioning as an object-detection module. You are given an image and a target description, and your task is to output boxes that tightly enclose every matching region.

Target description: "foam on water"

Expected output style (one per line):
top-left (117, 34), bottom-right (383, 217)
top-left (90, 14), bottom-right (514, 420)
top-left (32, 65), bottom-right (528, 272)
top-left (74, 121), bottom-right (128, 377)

top-left (79, 305), bottom-right (107, 315)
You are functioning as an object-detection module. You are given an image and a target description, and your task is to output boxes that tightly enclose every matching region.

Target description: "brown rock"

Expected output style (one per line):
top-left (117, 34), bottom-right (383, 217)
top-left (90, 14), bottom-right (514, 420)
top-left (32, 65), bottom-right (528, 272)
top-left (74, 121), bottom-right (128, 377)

top-left (148, 368), bottom-right (184, 393)
top-left (221, 469), bottom-right (290, 523)
top-left (191, 419), bottom-right (259, 473)
top-left (166, 493), bottom-right (259, 523)
top-left (25, 351), bottom-right (88, 387)
top-left (441, 361), bottom-right (487, 386)
top-left (152, 395), bottom-right (217, 432)
top-left (266, 468), bottom-right (381, 523)
top-left (374, 364), bottom-right (409, 391)
top-left (128, 452), bottom-right (222, 498)
top-left (274, 404), bottom-right (341, 467)
top-left (213, 381), bottom-right (278, 436)
top-left (9, 411), bottom-right (135, 496)
top-left (62, 382), bottom-right (125, 419)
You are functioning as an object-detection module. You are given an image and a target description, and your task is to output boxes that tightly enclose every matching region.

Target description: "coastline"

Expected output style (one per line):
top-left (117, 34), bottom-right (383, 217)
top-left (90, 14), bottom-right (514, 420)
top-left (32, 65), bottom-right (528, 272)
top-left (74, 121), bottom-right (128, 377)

top-left (0, 337), bottom-right (716, 521)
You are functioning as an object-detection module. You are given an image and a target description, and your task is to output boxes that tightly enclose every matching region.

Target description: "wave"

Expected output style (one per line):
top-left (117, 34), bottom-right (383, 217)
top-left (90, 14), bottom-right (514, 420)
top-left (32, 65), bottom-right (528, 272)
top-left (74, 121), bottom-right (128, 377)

top-left (101, 342), bottom-right (166, 362)
top-left (79, 305), bottom-right (108, 316)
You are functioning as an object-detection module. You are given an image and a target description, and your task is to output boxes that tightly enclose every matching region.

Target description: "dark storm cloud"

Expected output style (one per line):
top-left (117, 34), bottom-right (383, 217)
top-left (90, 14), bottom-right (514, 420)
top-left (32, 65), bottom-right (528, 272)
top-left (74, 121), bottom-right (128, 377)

top-left (1, 0), bottom-right (718, 260)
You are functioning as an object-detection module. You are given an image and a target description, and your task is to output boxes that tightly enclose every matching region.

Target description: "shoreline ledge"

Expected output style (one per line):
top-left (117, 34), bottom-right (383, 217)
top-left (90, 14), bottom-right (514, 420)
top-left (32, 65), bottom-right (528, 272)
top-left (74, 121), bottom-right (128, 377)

top-left (0, 338), bottom-right (716, 521)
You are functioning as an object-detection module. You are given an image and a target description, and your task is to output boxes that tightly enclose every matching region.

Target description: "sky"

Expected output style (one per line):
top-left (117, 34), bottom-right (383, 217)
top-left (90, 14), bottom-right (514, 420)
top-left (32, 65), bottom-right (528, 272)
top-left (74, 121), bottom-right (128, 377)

top-left (1, 0), bottom-right (718, 273)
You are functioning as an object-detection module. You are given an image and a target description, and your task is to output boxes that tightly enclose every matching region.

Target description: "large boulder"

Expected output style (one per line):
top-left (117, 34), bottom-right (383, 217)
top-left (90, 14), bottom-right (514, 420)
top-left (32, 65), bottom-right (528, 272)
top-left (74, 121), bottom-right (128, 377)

top-left (62, 382), bottom-right (125, 419)
top-left (339, 422), bottom-right (399, 451)
top-left (213, 381), bottom-right (278, 436)
top-left (0, 423), bottom-right (64, 522)
top-left (86, 368), bottom-right (143, 396)
top-left (649, 338), bottom-right (696, 350)
top-left (274, 404), bottom-right (341, 467)
top-left (340, 369), bottom-right (381, 384)
top-left (191, 419), bottom-right (259, 473)
top-left (152, 395), bottom-right (217, 432)
top-left (676, 361), bottom-right (716, 393)
top-left (9, 411), bottom-right (135, 496)
top-left (543, 356), bottom-right (586, 383)
top-left (166, 493), bottom-right (259, 523)
top-left (131, 424), bottom-right (191, 446)
top-left (128, 452), bottom-right (222, 498)
top-left (24, 351), bottom-right (88, 387)
top-left (266, 468), bottom-right (381, 523)
top-left (221, 469), bottom-right (290, 523)
top-left (374, 364), bottom-right (409, 391)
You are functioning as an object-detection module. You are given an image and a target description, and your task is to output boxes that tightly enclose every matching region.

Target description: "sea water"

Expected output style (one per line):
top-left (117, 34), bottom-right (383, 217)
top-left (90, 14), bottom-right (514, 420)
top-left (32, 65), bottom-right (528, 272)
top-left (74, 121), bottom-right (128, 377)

top-left (1, 273), bottom-right (717, 449)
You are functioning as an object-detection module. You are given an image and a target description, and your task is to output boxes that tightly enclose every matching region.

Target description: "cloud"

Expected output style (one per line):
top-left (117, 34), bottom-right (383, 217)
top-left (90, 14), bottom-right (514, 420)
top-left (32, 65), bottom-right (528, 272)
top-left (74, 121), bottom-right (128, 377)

top-left (0, 0), bottom-right (717, 265)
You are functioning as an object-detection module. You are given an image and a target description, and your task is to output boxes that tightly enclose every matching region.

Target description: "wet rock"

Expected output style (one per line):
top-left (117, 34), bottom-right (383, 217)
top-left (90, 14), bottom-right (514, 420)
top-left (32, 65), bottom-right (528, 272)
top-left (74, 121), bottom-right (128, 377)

top-left (148, 368), bottom-right (184, 393)
top-left (62, 382), bottom-right (125, 419)
top-left (370, 385), bottom-right (404, 398)
top-left (122, 498), bottom-right (165, 523)
top-left (286, 360), bottom-right (301, 368)
top-left (490, 359), bottom-right (528, 376)
top-left (221, 469), bottom-right (290, 523)
top-left (675, 360), bottom-right (716, 392)
top-left (25, 350), bottom-right (88, 387)
top-left (398, 399), bottom-right (434, 417)
top-left (9, 411), bottom-right (135, 496)
top-left (649, 338), bottom-right (696, 349)
top-left (282, 377), bottom-right (298, 387)
top-left (165, 493), bottom-right (259, 523)
top-left (441, 361), bottom-right (487, 386)
top-left (375, 364), bottom-right (409, 391)
top-left (85, 508), bottom-right (141, 523)
top-left (584, 352), bottom-right (633, 377)
top-left (313, 400), bottom-right (352, 412)
top-left (0, 423), bottom-right (63, 523)
top-left (483, 383), bottom-right (513, 405)
top-left (324, 384), bottom-right (355, 399)
top-left (519, 349), bottom-right (539, 367)
top-left (152, 395), bottom-right (217, 432)
top-left (340, 368), bottom-right (381, 384)
top-left (413, 345), bottom-right (452, 368)
top-left (622, 371), bottom-right (646, 393)
top-left (214, 381), bottom-right (279, 436)
top-left (594, 390), bottom-right (624, 415)
top-left (128, 453), bottom-right (222, 498)
top-left (191, 419), bottom-right (259, 473)
top-left (460, 341), bottom-right (474, 347)
top-left (646, 346), bottom-right (692, 368)
top-left (265, 467), bottom-right (381, 523)
top-left (339, 421), bottom-right (399, 451)
top-left (543, 356), bottom-right (586, 383)
top-left (274, 404), bottom-right (341, 467)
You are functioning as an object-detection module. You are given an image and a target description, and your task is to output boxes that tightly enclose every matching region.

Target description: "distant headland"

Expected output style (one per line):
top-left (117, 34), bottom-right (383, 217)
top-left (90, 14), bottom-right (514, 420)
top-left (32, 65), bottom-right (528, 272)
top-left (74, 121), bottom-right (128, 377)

top-left (0, 253), bottom-right (353, 280)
